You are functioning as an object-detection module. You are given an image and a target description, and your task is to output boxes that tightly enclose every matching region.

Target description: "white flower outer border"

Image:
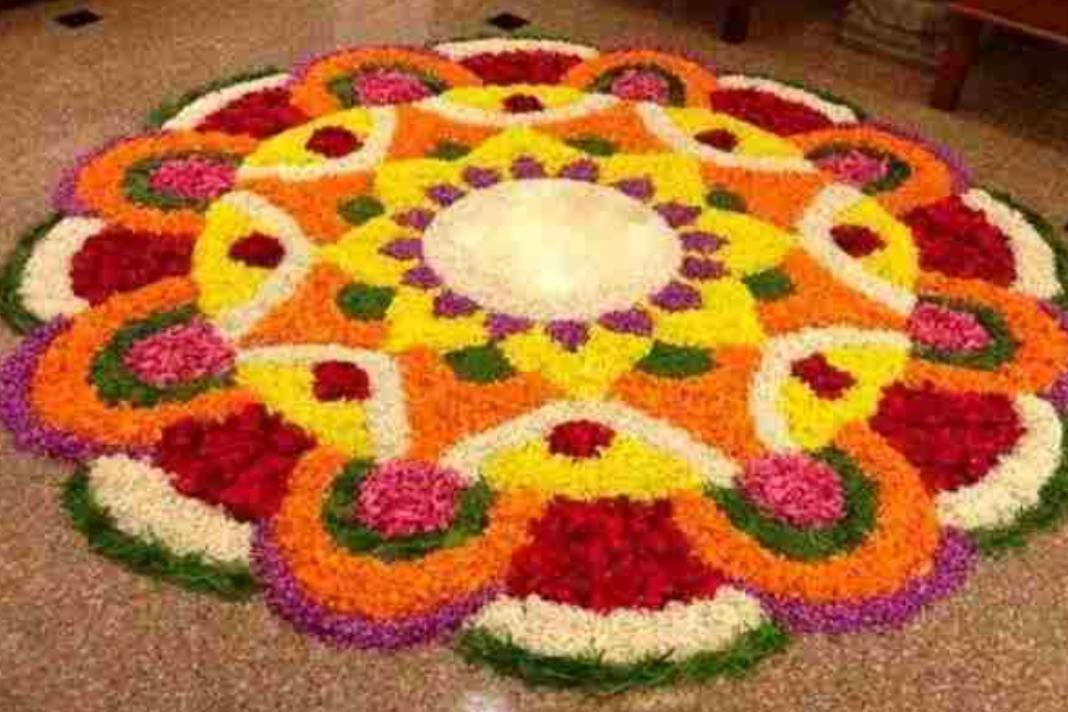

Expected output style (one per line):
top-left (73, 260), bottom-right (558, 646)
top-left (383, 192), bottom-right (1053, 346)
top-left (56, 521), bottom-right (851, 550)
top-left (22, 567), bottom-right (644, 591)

top-left (440, 400), bottom-right (740, 487)
top-left (796, 184), bottom-right (918, 315)
top-left (19, 217), bottom-right (105, 321)
top-left (200, 191), bottom-right (316, 341)
top-left (961, 189), bottom-right (1061, 300)
top-left (936, 395), bottom-right (1063, 530)
top-left (236, 106), bottom-right (397, 183)
top-left (468, 587), bottom-right (767, 665)
top-left (750, 326), bottom-right (911, 452)
top-left (635, 103), bottom-right (817, 174)
top-left (716, 75), bottom-right (860, 126)
top-left (87, 455), bottom-right (253, 566)
top-left (413, 93), bottom-right (619, 128)
top-left (433, 38), bottom-right (599, 61)
top-left (161, 73), bottom-right (293, 131)
top-left (235, 344), bottom-right (410, 460)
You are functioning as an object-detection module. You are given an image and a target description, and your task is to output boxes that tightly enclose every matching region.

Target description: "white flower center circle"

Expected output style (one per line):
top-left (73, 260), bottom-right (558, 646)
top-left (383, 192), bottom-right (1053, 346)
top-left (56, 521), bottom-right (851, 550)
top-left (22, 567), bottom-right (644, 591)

top-left (423, 179), bottom-right (682, 321)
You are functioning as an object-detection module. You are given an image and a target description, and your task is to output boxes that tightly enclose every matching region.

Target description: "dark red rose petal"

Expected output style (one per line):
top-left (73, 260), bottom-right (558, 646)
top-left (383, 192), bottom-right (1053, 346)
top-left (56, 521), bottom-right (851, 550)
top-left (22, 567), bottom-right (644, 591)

top-left (70, 227), bottom-right (194, 304)
top-left (548, 420), bottom-right (616, 459)
top-left (831, 224), bottom-right (886, 258)
top-left (461, 50), bottom-right (582, 85)
top-left (904, 196), bottom-right (1016, 286)
top-left (156, 404), bottom-right (314, 521)
top-left (791, 353), bottom-right (856, 400)
top-left (228, 232), bottom-right (286, 268)
top-left (196, 87), bottom-right (308, 139)
top-left (507, 498), bottom-right (723, 612)
top-left (305, 126), bottom-right (363, 158)
top-left (312, 361), bottom-right (371, 402)
top-left (710, 88), bottom-right (835, 136)
top-left (502, 93), bottom-right (545, 113)
top-left (870, 383), bottom-right (1024, 493)
top-left (695, 128), bottom-right (740, 152)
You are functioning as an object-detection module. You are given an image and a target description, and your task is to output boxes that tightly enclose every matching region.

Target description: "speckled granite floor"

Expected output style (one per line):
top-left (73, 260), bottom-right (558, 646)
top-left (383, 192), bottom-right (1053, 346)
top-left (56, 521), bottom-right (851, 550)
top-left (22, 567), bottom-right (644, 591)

top-left (1, 2), bottom-right (1066, 711)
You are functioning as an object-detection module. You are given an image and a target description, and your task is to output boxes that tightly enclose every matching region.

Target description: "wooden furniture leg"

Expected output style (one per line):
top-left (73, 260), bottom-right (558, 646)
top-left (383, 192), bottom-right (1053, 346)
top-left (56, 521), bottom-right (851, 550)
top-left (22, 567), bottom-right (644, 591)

top-left (931, 14), bottom-right (985, 111)
top-left (721, 0), bottom-right (754, 44)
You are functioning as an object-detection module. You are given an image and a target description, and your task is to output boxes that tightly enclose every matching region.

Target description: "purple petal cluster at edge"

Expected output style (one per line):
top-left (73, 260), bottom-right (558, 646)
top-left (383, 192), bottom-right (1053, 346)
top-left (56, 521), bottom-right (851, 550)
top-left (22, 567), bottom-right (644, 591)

top-left (1041, 300), bottom-right (1068, 413)
top-left (251, 521), bottom-right (498, 649)
top-left (751, 529), bottom-right (977, 635)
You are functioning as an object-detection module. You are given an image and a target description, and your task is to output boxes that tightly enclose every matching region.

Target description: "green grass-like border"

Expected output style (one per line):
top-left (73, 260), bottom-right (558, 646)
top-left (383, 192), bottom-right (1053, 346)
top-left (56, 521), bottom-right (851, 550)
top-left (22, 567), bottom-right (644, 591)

top-left (144, 67), bottom-right (283, 130)
top-left (455, 622), bottom-right (789, 695)
top-left (0, 215), bottom-right (61, 334)
top-left (912, 296), bottom-right (1019, 371)
top-left (62, 469), bottom-right (257, 600)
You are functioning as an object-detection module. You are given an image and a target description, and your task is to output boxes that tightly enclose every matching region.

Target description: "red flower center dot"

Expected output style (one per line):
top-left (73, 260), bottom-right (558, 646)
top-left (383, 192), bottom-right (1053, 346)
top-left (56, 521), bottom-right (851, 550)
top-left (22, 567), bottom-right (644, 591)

top-left (831, 224), bottom-right (886, 258)
top-left (695, 128), bottom-right (740, 152)
top-left (313, 361), bottom-right (371, 402)
top-left (791, 353), bottom-right (856, 400)
top-left (547, 420), bottom-right (615, 459)
top-left (305, 126), bottom-right (364, 158)
top-left (228, 232), bottom-right (286, 268)
top-left (503, 93), bottom-right (546, 113)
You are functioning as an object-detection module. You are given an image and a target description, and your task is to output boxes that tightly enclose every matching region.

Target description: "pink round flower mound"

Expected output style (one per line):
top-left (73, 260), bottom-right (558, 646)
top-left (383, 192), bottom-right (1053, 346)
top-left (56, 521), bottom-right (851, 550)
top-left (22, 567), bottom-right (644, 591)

top-left (909, 302), bottom-right (992, 352)
top-left (356, 460), bottom-right (467, 538)
top-left (148, 156), bottom-right (236, 201)
top-left (741, 454), bottom-right (846, 528)
top-left (123, 321), bottom-right (235, 388)
top-left (354, 70), bottom-right (433, 105)
top-left (815, 149), bottom-right (890, 188)
top-left (609, 68), bottom-right (670, 104)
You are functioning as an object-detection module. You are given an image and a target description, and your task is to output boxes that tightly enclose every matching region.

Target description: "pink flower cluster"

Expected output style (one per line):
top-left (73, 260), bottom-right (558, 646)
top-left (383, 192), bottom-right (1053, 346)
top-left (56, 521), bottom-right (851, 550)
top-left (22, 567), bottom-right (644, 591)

top-left (355, 460), bottom-right (466, 538)
top-left (814, 149), bottom-right (889, 188)
top-left (741, 454), bottom-right (846, 528)
top-left (908, 302), bottom-right (992, 352)
top-left (148, 156), bottom-right (236, 201)
top-left (354, 70), bottom-right (433, 105)
top-left (123, 321), bottom-right (235, 387)
top-left (609, 69), bottom-right (670, 104)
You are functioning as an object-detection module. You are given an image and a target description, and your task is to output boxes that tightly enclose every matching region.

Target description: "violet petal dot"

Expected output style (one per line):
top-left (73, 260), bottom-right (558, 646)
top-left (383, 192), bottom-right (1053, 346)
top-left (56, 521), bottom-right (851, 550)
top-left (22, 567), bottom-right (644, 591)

top-left (434, 291), bottom-right (480, 318)
top-left (1041, 300), bottom-right (1068, 413)
top-left (558, 159), bottom-right (600, 182)
top-left (599, 308), bottom-right (654, 336)
top-left (402, 265), bottom-right (442, 289)
top-left (545, 321), bottom-right (590, 351)
top-left (612, 177), bottom-right (655, 201)
top-left (680, 230), bottom-right (724, 254)
top-left (252, 521), bottom-right (496, 650)
top-left (379, 238), bottom-right (424, 261)
top-left (462, 166), bottom-right (502, 189)
top-left (486, 313), bottom-right (534, 340)
top-left (751, 530), bottom-right (977, 635)
top-left (427, 183), bottom-right (465, 207)
top-left (681, 256), bottom-right (727, 281)
top-left (656, 201), bottom-right (702, 228)
top-left (651, 280), bottom-right (702, 311)
top-left (511, 156), bottom-right (547, 180)
top-left (394, 208), bottom-right (435, 231)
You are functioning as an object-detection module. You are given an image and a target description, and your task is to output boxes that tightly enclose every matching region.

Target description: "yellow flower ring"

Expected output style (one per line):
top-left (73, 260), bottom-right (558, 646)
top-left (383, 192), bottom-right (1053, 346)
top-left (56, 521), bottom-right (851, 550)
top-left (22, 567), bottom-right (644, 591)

top-left (3, 38), bottom-right (1068, 691)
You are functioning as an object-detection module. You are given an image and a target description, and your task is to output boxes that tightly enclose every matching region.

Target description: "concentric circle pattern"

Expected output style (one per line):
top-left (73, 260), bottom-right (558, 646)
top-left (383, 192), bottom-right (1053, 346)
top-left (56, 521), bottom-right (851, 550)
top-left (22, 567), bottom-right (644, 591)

top-left (3, 39), bottom-right (1068, 693)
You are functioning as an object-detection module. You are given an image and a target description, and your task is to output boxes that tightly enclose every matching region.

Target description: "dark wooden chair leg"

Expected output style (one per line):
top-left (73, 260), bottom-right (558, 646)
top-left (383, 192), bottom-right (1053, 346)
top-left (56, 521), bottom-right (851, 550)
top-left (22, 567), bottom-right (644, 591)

top-left (721, 0), bottom-right (754, 44)
top-left (931, 15), bottom-right (984, 111)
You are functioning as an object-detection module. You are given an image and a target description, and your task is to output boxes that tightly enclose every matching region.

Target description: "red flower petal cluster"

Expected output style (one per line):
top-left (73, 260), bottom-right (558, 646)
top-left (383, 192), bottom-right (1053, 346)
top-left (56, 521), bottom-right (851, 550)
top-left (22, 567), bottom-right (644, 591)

top-left (870, 383), bottom-right (1023, 493)
top-left (791, 353), bottom-right (856, 400)
top-left (710, 88), bottom-right (833, 136)
top-left (507, 498), bottom-right (723, 612)
top-left (305, 126), bottom-right (363, 158)
top-left (547, 420), bottom-right (615, 459)
top-left (156, 404), bottom-right (314, 521)
top-left (695, 128), bottom-right (739, 152)
top-left (70, 227), bottom-right (193, 304)
top-left (197, 87), bottom-right (308, 139)
top-left (831, 224), bottom-right (885, 258)
top-left (502, 94), bottom-right (545, 113)
top-left (904, 196), bottom-right (1016, 286)
top-left (460, 50), bottom-right (582, 85)
top-left (228, 232), bottom-right (286, 268)
top-left (312, 361), bottom-right (371, 402)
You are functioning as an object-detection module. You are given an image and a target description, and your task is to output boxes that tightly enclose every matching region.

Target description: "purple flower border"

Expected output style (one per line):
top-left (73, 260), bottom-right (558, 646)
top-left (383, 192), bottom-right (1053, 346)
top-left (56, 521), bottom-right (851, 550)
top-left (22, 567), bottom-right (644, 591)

top-left (251, 520), bottom-right (497, 649)
top-left (752, 529), bottom-right (977, 635)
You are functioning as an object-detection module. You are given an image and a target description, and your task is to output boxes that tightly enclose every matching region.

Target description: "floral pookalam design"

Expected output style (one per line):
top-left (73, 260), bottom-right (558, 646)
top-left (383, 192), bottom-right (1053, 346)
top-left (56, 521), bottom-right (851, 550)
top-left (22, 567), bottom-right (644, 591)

top-left (3, 38), bottom-right (1068, 693)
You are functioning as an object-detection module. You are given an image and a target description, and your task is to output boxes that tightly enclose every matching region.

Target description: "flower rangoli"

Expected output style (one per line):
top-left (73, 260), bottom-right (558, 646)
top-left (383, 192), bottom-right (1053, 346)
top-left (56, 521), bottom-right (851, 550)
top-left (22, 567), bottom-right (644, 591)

top-left (3, 38), bottom-right (1068, 693)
